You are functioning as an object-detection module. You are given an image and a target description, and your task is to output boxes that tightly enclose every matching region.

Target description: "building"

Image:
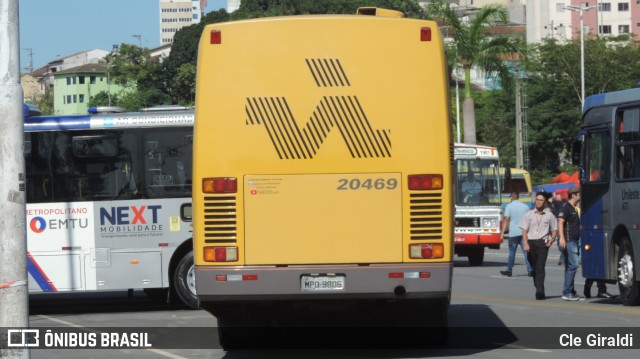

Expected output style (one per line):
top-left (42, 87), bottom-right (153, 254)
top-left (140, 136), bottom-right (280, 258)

top-left (160, 0), bottom-right (204, 44)
top-left (526, 0), bottom-right (640, 44)
top-left (52, 64), bottom-right (126, 115)
top-left (21, 73), bottom-right (42, 102)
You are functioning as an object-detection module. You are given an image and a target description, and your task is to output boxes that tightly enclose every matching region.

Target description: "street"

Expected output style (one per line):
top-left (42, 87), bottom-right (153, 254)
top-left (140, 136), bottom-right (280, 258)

top-left (25, 245), bottom-right (640, 358)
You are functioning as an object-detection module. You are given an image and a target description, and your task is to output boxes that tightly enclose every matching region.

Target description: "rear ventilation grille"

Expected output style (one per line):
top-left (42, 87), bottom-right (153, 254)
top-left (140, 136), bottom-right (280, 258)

top-left (409, 192), bottom-right (443, 240)
top-left (203, 196), bottom-right (237, 243)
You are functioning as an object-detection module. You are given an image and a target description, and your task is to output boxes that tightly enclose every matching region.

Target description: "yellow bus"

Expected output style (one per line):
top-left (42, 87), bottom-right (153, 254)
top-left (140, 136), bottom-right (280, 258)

top-left (193, 9), bottom-right (452, 348)
top-left (500, 168), bottom-right (533, 208)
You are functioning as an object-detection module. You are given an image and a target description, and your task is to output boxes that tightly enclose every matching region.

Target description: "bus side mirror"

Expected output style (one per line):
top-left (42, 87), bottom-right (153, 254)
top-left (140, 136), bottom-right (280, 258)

top-left (571, 141), bottom-right (582, 165)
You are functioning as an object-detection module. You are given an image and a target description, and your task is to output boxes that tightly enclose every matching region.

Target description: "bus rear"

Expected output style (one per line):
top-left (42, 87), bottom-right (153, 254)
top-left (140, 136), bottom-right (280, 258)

top-left (193, 12), bottom-right (453, 346)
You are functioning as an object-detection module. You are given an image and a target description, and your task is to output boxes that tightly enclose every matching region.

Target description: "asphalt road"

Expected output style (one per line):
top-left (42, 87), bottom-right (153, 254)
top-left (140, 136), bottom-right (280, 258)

top-left (15, 245), bottom-right (640, 358)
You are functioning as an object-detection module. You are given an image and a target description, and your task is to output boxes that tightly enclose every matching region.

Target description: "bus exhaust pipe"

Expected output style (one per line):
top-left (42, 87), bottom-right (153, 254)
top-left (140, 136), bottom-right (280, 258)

top-left (394, 286), bottom-right (406, 297)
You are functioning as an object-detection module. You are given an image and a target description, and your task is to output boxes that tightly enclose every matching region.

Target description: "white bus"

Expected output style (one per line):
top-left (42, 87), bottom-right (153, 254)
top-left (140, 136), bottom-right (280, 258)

top-left (23, 106), bottom-right (197, 308)
top-left (453, 143), bottom-right (502, 266)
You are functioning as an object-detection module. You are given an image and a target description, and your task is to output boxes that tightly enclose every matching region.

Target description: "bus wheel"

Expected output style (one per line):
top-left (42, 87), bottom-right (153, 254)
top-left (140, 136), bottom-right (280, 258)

top-left (468, 247), bottom-right (484, 266)
top-left (618, 237), bottom-right (640, 306)
top-left (174, 250), bottom-right (199, 309)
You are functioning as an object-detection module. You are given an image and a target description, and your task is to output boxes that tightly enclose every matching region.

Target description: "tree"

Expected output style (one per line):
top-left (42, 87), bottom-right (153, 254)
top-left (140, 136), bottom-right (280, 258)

top-left (87, 91), bottom-right (120, 108)
top-left (34, 87), bottom-right (54, 115)
top-left (429, 1), bottom-right (524, 144)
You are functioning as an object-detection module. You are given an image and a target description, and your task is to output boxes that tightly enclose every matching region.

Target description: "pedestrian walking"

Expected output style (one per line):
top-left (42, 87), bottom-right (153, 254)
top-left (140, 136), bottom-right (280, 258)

top-left (500, 192), bottom-right (533, 277)
top-left (584, 278), bottom-right (615, 299)
top-left (558, 186), bottom-right (584, 301)
top-left (549, 192), bottom-right (566, 266)
top-left (521, 192), bottom-right (558, 300)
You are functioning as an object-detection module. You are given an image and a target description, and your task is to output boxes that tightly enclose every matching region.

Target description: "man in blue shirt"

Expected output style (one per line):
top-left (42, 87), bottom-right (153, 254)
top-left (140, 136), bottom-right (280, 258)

top-left (500, 192), bottom-right (533, 277)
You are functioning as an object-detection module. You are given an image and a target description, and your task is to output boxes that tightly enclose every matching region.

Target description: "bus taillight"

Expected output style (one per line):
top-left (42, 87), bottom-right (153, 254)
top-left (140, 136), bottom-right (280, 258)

top-left (202, 177), bottom-right (237, 193)
top-left (210, 30), bottom-right (222, 44)
top-left (420, 27), bottom-right (431, 42)
top-left (409, 243), bottom-right (444, 259)
top-left (204, 246), bottom-right (238, 262)
top-left (408, 174), bottom-right (443, 190)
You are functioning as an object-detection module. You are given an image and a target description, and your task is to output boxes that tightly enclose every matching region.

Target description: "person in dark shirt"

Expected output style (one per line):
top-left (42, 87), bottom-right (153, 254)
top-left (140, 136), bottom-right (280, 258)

top-left (549, 192), bottom-right (566, 266)
top-left (559, 187), bottom-right (583, 301)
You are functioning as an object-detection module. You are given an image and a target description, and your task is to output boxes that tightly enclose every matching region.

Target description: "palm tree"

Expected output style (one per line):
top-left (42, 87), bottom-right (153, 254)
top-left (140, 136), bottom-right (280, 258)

top-left (429, 2), bottom-right (524, 144)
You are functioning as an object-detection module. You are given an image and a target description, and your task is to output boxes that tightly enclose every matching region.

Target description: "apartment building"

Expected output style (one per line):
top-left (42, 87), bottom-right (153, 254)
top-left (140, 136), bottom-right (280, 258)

top-left (527, 0), bottom-right (640, 43)
top-left (160, 0), bottom-right (203, 44)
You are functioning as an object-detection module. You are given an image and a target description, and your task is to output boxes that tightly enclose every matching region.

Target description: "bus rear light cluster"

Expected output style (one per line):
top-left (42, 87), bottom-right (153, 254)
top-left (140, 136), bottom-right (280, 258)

top-left (408, 174), bottom-right (443, 190)
top-left (388, 272), bottom-right (431, 279)
top-left (202, 177), bottom-right (237, 193)
top-left (216, 274), bottom-right (258, 282)
top-left (409, 243), bottom-right (444, 259)
top-left (204, 246), bottom-right (238, 262)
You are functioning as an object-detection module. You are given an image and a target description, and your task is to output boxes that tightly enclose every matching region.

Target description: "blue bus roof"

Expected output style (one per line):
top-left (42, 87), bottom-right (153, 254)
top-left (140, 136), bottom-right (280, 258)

top-left (24, 110), bottom-right (195, 132)
top-left (583, 87), bottom-right (640, 114)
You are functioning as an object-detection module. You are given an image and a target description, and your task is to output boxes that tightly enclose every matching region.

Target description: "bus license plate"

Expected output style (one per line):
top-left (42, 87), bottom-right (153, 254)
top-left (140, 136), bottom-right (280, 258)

top-left (301, 275), bottom-right (345, 291)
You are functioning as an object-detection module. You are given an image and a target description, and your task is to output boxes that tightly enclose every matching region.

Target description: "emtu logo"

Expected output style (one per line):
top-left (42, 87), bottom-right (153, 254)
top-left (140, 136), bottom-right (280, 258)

top-left (245, 59), bottom-right (392, 159)
top-left (30, 217), bottom-right (47, 233)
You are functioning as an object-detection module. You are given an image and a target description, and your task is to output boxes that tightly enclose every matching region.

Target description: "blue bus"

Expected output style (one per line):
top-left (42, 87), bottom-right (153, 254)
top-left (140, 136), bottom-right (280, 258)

top-left (572, 88), bottom-right (640, 306)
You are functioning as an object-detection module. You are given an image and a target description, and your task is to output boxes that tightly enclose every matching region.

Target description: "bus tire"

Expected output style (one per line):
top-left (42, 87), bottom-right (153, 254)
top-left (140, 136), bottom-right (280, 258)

top-left (173, 250), bottom-right (199, 309)
top-left (468, 247), bottom-right (484, 266)
top-left (618, 237), bottom-right (640, 306)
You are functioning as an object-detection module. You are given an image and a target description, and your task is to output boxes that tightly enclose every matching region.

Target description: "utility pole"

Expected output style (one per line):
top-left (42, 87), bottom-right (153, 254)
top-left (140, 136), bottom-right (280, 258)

top-left (515, 71), bottom-right (523, 169)
top-left (22, 48), bottom-right (34, 73)
top-left (0, 0), bottom-right (30, 358)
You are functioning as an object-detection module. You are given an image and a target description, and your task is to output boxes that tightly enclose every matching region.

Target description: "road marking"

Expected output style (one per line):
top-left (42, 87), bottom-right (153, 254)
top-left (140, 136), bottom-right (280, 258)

top-left (36, 315), bottom-right (191, 359)
top-left (454, 293), bottom-right (640, 316)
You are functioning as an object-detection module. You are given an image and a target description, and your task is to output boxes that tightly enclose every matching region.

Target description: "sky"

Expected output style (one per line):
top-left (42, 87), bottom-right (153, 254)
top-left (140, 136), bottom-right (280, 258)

top-left (18, 0), bottom-right (227, 71)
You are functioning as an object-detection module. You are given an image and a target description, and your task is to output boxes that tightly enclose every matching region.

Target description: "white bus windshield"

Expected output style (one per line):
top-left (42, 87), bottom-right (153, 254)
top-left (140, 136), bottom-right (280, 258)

top-left (456, 159), bottom-right (501, 206)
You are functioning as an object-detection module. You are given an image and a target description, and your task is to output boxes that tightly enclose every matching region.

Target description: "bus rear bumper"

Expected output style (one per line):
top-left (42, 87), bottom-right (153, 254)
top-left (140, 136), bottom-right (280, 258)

top-left (195, 262), bottom-right (452, 302)
top-left (454, 233), bottom-right (502, 246)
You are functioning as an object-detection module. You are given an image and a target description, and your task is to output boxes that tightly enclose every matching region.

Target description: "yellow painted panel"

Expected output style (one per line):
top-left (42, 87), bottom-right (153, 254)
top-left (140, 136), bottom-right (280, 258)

top-left (244, 173), bottom-right (402, 264)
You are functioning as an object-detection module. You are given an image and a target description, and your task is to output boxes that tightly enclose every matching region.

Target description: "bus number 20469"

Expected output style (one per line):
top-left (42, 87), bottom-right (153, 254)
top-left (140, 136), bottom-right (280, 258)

top-left (337, 178), bottom-right (397, 191)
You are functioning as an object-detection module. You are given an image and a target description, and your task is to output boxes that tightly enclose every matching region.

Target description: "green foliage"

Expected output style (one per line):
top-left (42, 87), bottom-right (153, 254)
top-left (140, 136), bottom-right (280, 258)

top-left (109, 44), bottom-right (153, 87)
top-left (34, 87), bottom-right (54, 115)
top-left (87, 91), bottom-right (117, 108)
top-left (230, 0), bottom-right (424, 19)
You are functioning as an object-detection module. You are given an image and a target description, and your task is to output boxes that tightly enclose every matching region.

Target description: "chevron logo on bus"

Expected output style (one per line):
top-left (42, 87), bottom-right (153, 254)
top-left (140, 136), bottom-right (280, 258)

top-left (244, 59), bottom-right (392, 160)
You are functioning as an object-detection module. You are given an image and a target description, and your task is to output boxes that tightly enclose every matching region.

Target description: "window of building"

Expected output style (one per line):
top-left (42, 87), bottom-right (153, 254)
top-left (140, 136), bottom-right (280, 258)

top-left (619, 2), bottom-right (629, 11)
top-left (79, 94), bottom-right (85, 103)
top-left (90, 76), bottom-right (96, 84)
top-left (599, 25), bottom-right (611, 34)
top-left (620, 25), bottom-right (630, 33)
top-left (66, 95), bottom-right (72, 103)
top-left (599, 2), bottom-right (611, 11)
top-left (556, 3), bottom-right (566, 12)
top-left (66, 77), bottom-right (71, 85)
top-left (73, 95), bottom-right (77, 103)
top-left (79, 76), bottom-right (85, 84)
